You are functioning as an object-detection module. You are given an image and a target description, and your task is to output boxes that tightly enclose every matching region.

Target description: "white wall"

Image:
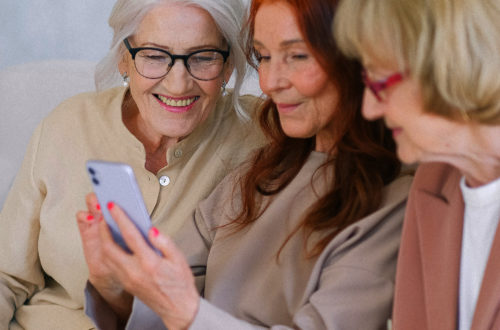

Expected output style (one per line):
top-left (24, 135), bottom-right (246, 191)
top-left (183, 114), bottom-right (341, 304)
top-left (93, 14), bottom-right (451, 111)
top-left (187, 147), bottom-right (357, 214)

top-left (0, 0), bottom-right (116, 71)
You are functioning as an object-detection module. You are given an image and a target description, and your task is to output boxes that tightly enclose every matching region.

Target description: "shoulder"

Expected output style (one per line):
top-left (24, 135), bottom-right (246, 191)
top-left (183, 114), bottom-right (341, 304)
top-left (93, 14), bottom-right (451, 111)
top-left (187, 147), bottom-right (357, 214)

top-left (381, 173), bottom-right (414, 208)
top-left (319, 174), bottom-right (413, 274)
top-left (33, 87), bottom-right (125, 149)
top-left (44, 87), bottom-right (124, 125)
top-left (237, 93), bottom-right (265, 113)
top-left (209, 93), bottom-right (267, 164)
top-left (215, 92), bottom-right (263, 130)
top-left (195, 168), bottom-right (244, 229)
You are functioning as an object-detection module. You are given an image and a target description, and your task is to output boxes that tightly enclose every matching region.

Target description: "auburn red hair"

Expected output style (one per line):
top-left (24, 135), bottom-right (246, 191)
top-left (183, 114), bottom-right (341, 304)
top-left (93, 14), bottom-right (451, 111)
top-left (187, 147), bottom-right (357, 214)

top-left (233, 0), bottom-right (400, 257)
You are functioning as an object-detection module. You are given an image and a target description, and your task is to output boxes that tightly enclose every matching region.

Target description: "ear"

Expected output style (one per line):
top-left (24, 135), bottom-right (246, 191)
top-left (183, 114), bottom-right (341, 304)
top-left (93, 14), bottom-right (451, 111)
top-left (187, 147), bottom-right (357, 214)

top-left (223, 62), bottom-right (234, 83)
top-left (118, 53), bottom-right (128, 76)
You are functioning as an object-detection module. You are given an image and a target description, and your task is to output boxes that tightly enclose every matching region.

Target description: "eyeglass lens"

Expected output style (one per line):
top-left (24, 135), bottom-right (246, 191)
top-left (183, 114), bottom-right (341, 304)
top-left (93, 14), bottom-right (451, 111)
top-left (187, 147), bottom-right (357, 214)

top-left (134, 49), bottom-right (226, 80)
top-left (361, 70), bottom-right (403, 101)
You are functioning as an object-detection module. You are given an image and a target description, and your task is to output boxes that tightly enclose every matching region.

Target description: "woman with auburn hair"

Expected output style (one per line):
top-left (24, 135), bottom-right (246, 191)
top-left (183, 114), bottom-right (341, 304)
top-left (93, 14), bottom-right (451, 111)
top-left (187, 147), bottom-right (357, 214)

top-left (335, 0), bottom-right (500, 328)
top-left (78, 0), bottom-right (412, 328)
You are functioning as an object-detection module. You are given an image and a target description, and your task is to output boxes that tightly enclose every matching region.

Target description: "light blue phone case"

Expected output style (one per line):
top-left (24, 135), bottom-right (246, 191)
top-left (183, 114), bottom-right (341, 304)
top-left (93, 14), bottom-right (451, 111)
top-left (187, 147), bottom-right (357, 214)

top-left (86, 160), bottom-right (154, 253)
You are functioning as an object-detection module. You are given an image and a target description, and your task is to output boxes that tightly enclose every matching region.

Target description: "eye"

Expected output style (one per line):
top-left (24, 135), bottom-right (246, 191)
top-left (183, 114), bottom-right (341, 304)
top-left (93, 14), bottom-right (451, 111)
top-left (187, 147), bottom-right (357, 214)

top-left (147, 55), bottom-right (168, 61)
top-left (286, 52), bottom-right (309, 63)
top-left (190, 51), bottom-right (222, 64)
top-left (292, 54), bottom-right (308, 60)
top-left (138, 49), bottom-right (170, 64)
top-left (254, 50), bottom-right (270, 64)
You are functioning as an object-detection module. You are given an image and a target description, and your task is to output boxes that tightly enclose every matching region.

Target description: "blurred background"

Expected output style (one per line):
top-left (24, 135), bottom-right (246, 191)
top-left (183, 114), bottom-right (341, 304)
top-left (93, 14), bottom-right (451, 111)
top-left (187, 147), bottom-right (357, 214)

top-left (0, 0), bottom-right (115, 71)
top-left (0, 0), bottom-right (260, 92)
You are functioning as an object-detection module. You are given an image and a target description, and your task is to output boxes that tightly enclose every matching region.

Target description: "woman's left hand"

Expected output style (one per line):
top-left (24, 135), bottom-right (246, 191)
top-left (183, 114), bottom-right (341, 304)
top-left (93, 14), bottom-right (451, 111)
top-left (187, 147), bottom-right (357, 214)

top-left (99, 202), bottom-right (200, 330)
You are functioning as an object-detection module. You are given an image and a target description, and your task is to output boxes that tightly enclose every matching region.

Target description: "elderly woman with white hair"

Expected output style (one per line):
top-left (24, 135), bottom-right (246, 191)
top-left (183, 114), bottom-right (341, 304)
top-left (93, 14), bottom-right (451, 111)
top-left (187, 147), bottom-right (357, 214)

top-left (335, 0), bottom-right (500, 328)
top-left (0, 0), bottom-right (264, 328)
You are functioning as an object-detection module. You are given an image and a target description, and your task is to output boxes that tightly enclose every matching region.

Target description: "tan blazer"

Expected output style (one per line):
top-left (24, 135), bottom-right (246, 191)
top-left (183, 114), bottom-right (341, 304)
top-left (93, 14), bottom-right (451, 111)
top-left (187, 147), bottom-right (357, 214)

top-left (392, 162), bottom-right (500, 330)
top-left (0, 87), bottom-right (265, 329)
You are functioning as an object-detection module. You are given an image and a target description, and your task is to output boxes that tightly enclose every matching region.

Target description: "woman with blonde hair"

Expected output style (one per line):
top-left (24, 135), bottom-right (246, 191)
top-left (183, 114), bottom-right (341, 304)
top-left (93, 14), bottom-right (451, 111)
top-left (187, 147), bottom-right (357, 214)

top-left (335, 0), bottom-right (500, 328)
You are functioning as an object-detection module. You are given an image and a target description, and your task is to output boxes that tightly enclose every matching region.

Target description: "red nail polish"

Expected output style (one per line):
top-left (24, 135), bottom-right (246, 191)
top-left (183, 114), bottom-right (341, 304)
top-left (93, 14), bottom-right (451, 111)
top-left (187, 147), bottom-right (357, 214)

top-left (96, 203), bottom-right (101, 211)
top-left (107, 202), bottom-right (114, 210)
top-left (87, 214), bottom-right (94, 221)
top-left (151, 227), bottom-right (159, 237)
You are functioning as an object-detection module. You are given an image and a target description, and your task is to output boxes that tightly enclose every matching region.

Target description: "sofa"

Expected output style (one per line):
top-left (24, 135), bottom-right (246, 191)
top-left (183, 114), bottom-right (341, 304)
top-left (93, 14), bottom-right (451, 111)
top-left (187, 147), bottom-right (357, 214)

top-left (0, 60), bottom-right (97, 209)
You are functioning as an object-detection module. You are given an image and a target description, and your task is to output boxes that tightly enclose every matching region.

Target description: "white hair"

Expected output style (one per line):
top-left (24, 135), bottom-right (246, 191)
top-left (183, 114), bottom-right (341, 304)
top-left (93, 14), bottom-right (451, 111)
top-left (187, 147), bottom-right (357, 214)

top-left (95, 0), bottom-right (250, 119)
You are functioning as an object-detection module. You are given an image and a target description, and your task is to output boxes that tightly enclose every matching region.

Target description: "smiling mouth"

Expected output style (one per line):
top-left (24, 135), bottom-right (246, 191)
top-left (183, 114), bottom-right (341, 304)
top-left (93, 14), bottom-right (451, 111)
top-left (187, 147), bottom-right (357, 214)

top-left (154, 94), bottom-right (199, 107)
top-left (276, 103), bottom-right (300, 113)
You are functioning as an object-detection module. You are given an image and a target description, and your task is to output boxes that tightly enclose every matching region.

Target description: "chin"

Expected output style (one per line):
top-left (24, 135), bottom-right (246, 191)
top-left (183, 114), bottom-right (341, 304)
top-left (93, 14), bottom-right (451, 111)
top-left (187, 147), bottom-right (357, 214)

top-left (281, 126), bottom-right (313, 140)
top-left (396, 148), bottom-right (421, 165)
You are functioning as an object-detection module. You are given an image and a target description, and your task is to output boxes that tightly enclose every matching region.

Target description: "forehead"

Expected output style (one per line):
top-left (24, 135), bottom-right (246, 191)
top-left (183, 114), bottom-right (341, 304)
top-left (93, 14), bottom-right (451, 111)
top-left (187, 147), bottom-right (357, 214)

top-left (359, 40), bottom-right (404, 75)
top-left (134, 3), bottom-right (224, 49)
top-left (254, 1), bottom-right (303, 47)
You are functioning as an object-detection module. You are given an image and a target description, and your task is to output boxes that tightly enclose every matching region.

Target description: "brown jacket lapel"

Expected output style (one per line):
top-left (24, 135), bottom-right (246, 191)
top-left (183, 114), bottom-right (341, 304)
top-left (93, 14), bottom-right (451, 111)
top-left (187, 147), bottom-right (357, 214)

top-left (415, 171), bottom-right (464, 329)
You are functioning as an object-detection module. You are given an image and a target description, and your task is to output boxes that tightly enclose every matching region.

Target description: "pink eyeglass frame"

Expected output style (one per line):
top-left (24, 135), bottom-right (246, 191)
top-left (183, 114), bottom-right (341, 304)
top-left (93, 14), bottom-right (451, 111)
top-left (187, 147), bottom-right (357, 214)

top-left (361, 69), bottom-right (404, 102)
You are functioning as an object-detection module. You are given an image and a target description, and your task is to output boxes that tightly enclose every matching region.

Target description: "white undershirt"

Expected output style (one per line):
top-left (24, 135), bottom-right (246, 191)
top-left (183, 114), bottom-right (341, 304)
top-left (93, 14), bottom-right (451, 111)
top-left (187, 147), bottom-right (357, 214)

top-left (458, 176), bottom-right (500, 330)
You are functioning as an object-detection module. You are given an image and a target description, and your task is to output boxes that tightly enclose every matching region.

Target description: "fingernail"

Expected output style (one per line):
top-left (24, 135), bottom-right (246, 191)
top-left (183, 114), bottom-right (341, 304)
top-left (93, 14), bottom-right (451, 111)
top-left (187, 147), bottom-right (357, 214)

top-left (151, 227), bottom-right (159, 237)
top-left (96, 203), bottom-right (101, 211)
top-left (107, 202), bottom-right (114, 210)
top-left (87, 214), bottom-right (94, 221)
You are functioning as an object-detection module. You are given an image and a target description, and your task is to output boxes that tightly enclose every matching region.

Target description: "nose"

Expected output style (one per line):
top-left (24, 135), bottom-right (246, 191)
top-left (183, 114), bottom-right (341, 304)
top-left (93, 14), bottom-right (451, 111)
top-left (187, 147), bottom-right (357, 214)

top-left (258, 60), bottom-right (290, 95)
top-left (362, 88), bottom-right (386, 121)
top-left (162, 59), bottom-right (192, 94)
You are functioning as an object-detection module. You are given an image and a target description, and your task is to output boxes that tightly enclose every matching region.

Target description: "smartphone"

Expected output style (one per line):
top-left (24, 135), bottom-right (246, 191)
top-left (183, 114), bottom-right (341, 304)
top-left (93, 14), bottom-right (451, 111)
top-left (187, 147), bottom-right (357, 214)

top-left (86, 160), bottom-right (155, 253)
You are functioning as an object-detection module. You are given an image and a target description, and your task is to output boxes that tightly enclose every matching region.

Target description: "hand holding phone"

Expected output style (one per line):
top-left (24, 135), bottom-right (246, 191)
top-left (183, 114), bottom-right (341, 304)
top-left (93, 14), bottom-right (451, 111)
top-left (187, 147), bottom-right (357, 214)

top-left (86, 160), bottom-right (155, 253)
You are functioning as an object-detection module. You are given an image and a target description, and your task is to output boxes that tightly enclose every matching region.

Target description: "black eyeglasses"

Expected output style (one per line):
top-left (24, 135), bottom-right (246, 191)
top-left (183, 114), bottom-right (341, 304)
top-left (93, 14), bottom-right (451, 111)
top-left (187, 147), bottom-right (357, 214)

top-left (123, 38), bottom-right (230, 81)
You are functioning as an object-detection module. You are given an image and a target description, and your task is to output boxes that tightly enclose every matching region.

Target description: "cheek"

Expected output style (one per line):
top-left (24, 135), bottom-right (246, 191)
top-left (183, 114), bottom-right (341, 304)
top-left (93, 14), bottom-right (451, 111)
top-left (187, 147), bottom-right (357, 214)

top-left (129, 77), bottom-right (157, 100)
top-left (257, 67), bottom-right (270, 94)
top-left (198, 79), bottom-right (222, 99)
top-left (196, 79), bottom-right (223, 116)
top-left (291, 65), bottom-right (330, 96)
top-left (205, 79), bottom-right (223, 95)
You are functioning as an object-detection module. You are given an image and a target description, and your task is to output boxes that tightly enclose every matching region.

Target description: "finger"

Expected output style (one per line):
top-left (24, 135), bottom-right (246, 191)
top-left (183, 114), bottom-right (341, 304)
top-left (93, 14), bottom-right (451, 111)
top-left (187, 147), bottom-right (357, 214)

top-left (97, 211), bottom-right (147, 265)
top-left (107, 202), bottom-right (156, 259)
top-left (86, 193), bottom-right (103, 220)
top-left (97, 216), bottom-right (135, 266)
top-left (98, 215), bottom-right (119, 249)
top-left (76, 210), bottom-right (99, 237)
top-left (96, 216), bottom-right (147, 289)
top-left (76, 210), bottom-right (104, 267)
top-left (149, 228), bottom-right (186, 264)
top-left (76, 210), bottom-right (95, 226)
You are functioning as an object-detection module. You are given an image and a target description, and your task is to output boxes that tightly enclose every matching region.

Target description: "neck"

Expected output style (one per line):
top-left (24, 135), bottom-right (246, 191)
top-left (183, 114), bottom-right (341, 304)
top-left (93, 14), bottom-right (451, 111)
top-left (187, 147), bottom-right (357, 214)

top-left (460, 157), bottom-right (500, 187)
top-left (121, 92), bottom-right (178, 174)
top-left (432, 124), bottom-right (500, 187)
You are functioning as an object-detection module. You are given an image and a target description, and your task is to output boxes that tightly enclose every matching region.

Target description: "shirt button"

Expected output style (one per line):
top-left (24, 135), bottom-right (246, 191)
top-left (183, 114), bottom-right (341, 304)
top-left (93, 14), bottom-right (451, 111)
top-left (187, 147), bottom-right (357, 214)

top-left (174, 149), bottom-right (183, 158)
top-left (159, 176), bottom-right (170, 186)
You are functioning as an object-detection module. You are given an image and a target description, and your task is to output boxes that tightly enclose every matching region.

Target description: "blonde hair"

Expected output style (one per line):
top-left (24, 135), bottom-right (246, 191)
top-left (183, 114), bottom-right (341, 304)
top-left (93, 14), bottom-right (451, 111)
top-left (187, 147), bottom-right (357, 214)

top-left (95, 0), bottom-right (251, 119)
top-left (334, 0), bottom-right (500, 124)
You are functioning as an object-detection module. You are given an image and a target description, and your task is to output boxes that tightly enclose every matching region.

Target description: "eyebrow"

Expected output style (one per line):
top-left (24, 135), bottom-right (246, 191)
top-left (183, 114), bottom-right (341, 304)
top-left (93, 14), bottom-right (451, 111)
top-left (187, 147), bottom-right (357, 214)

top-left (253, 39), bottom-right (305, 48)
top-left (136, 41), bottom-right (226, 52)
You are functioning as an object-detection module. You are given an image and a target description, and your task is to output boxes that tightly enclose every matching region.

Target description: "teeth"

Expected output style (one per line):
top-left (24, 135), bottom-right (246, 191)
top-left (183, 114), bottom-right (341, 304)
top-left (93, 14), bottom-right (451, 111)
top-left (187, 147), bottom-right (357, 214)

top-left (157, 95), bottom-right (197, 107)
